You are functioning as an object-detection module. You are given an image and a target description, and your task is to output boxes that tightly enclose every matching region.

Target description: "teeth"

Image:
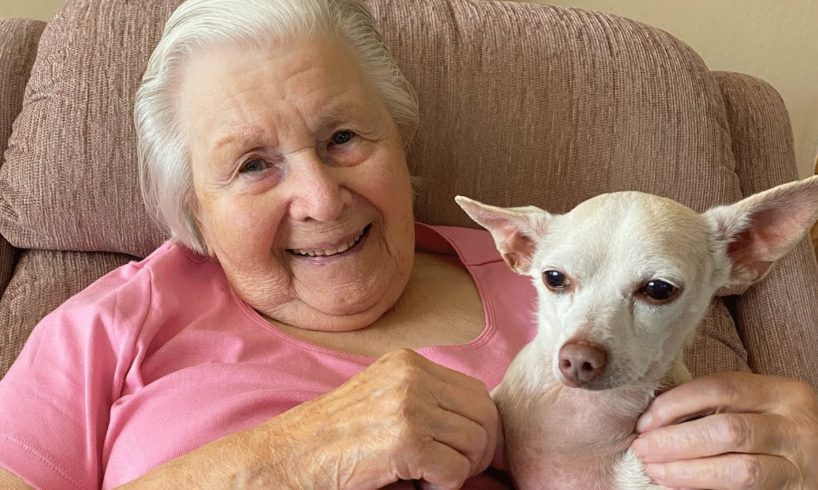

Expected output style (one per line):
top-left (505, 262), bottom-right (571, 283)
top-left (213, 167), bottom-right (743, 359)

top-left (290, 227), bottom-right (366, 257)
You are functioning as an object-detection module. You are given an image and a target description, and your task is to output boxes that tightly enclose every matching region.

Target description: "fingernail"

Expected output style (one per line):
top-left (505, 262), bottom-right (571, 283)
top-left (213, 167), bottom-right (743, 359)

top-left (644, 463), bottom-right (665, 481)
top-left (636, 412), bottom-right (652, 432)
top-left (630, 437), bottom-right (648, 457)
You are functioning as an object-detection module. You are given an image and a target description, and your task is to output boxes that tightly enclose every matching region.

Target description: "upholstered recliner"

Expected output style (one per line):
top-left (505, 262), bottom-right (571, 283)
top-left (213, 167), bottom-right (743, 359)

top-left (1, 0), bottom-right (817, 391)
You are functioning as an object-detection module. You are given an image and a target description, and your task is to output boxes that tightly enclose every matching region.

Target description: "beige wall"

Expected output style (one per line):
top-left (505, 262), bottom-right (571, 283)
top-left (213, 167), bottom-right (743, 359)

top-left (0, 0), bottom-right (63, 20)
top-left (2, 0), bottom-right (816, 176)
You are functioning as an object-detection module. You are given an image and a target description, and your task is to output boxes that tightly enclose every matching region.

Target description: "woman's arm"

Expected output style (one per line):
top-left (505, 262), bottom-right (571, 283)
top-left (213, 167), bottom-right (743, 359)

top-left (0, 467), bottom-right (31, 489)
top-left (120, 349), bottom-right (499, 489)
top-left (630, 372), bottom-right (818, 489)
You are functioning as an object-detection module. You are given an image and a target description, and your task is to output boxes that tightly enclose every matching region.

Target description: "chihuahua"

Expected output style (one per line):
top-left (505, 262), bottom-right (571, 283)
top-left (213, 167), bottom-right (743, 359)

top-left (456, 176), bottom-right (818, 489)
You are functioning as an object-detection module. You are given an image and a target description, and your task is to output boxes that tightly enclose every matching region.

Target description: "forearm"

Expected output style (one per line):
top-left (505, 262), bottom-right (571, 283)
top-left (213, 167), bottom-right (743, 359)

top-left (117, 416), bottom-right (306, 489)
top-left (122, 349), bottom-right (500, 489)
top-left (0, 467), bottom-right (32, 489)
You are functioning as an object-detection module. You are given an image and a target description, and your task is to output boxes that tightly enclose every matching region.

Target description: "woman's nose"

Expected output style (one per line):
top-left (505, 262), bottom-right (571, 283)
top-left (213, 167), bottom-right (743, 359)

top-left (286, 150), bottom-right (351, 222)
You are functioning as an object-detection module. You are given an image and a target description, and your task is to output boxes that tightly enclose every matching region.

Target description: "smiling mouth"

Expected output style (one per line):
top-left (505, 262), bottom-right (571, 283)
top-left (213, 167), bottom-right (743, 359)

top-left (288, 224), bottom-right (371, 258)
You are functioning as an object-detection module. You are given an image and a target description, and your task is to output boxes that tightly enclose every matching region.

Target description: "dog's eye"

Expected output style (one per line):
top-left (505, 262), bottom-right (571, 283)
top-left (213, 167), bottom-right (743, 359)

top-left (640, 280), bottom-right (679, 303)
top-left (543, 270), bottom-right (569, 291)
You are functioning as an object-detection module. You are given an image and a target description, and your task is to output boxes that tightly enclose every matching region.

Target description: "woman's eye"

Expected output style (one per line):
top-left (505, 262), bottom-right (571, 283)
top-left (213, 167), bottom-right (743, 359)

top-left (330, 130), bottom-right (355, 146)
top-left (239, 158), bottom-right (267, 174)
top-left (639, 280), bottom-right (679, 303)
top-left (543, 270), bottom-right (569, 291)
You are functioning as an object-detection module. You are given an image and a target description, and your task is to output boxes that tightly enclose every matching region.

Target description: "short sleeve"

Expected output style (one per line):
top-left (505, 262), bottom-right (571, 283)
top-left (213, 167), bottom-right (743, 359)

top-left (0, 263), bottom-right (150, 489)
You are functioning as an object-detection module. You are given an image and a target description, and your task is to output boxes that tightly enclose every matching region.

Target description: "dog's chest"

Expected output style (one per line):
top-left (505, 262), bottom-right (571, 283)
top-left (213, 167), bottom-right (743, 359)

top-left (494, 358), bottom-right (654, 489)
top-left (498, 392), bottom-right (629, 489)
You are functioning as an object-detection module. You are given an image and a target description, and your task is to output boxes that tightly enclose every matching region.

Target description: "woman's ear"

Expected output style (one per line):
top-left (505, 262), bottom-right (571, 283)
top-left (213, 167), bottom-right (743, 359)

top-left (455, 195), bottom-right (551, 275)
top-left (705, 176), bottom-right (818, 288)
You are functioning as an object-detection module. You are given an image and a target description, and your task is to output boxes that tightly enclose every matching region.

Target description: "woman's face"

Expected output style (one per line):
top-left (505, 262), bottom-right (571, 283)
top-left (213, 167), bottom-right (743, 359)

top-left (178, 35), bottom-right (415, 332)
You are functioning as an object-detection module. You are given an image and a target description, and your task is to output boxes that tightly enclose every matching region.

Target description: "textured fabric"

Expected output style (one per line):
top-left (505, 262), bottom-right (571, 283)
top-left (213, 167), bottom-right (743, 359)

top-left (0, 0), bottom-right (773, 395)
top-left (813, 212), bottom-right (818, 259)
top-left (0, 0), bottom-right (744, 258)
top-left (714, 71), bottom-right (818, 389)
top-left (0, 250), bottom-right (133, 379)
top-left (683, 299), bottom-right (751, 377)
top-left (814, 229), bottom-right (818, 261)
top-left (0, 0), bottom-right (755, 381)
top-left (813, 154), bottom-right (818, 257)
top-left (0, 19), bottom-right (44, 296)
top-left (813, 223), bottom-right (818, 260)
top-left (0, 1), bottom-right (178, 257)
top-left (0, 19), bottom-right (44, 160)
top-left (0, 242), bottom-right (16, 303)
top-left (370, 0), bottom-right (751, 376)
top-left (368, 0), bottom-right (743, 221)
top-left (0, 224), bottom-right (533, 489)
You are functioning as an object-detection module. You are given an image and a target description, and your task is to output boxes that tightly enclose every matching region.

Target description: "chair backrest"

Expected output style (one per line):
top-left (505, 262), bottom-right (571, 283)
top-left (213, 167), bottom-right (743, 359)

top-left (0, 0), bottom-right (743, 260)
top-left (0, 18), bottom-right (43, 294)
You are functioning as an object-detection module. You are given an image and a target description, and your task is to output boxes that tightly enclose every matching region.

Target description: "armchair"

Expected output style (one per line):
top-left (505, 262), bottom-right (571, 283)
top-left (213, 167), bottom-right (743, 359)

top-left (1, 0), bottom-right (816, 390)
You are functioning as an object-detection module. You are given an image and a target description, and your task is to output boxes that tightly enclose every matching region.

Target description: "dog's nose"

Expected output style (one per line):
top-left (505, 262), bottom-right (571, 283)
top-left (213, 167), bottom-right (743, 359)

top-left (558, 342), bottom-right (608, 388)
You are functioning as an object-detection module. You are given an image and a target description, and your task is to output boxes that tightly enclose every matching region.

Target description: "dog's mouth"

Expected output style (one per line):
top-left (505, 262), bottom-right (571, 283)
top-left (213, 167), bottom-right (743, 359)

top-left (555, 359), bottom-right (654, 392)
top-left (561, 378), bottom-right (615, 391)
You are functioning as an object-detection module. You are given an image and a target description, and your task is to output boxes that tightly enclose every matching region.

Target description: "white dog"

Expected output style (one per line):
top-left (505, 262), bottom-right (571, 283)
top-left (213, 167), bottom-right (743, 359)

top-left (456, 176), bottom-right (818, 489)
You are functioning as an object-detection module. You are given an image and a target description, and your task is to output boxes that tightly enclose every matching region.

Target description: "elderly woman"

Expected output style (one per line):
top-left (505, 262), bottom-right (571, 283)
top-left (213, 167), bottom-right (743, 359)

top-left (0, 0), bottom-right (816, 488)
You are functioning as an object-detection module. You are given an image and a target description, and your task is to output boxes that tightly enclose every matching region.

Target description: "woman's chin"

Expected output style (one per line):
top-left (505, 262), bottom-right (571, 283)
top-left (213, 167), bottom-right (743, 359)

top-left (242, 219), bottom-right (415, 332)
top-left (296, 277), bottom-right (403, 329)
top-left (266, 294), bottom-right (395, 333)
top-left (285, 234), bottom-right (411, 326)
top-left (281, 266), bottom-right (411, 332)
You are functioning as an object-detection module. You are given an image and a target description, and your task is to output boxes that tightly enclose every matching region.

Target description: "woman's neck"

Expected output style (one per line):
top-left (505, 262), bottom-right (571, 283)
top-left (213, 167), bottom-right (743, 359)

top-left (266, 252), bottom-right (485, 357)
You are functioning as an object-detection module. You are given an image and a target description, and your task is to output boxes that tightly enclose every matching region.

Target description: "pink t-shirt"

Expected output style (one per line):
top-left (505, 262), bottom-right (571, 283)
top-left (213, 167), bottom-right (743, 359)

top-left (0, 224), bottom-right (536, 489)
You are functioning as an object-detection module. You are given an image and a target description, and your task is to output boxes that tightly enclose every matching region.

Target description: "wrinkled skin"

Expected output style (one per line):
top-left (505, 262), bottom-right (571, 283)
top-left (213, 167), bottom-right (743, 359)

top-left (257, 349), bottom-right (499, 489)
top-left (633, 372), bottom-right (818, 490)
top-left (181, 35), bottom-right (416, 333)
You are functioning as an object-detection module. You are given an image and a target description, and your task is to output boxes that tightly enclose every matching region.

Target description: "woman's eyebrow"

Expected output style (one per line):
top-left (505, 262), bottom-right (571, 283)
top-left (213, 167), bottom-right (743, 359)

top-left (210, 125), bottom-right (267, 154)
top-left (312, 100), bottom-right (367, 130)
top-left (312, 108), bottom-right (347, 131)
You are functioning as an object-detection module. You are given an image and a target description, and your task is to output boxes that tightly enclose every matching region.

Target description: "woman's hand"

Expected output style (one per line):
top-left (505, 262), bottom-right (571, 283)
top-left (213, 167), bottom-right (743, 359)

top-left (261, 348), bottom-right (499, 489)
top-left (630, 372), bottom-right (818, 489)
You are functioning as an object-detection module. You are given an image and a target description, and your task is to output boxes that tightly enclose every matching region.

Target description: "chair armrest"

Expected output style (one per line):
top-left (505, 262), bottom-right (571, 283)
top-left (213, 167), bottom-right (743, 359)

top-left (0, 18), bottom-right (46, 295)
top-left (0, 17), bottom-right (44, 160)
top-left (713, 71), bottom-right (818, 390)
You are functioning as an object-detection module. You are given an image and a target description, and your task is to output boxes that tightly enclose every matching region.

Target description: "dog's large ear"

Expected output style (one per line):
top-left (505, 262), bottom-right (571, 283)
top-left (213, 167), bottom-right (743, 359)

top-left (704, 176), bottom-right (818, 289)
top-left (455, 195), bottom-right (551, 274)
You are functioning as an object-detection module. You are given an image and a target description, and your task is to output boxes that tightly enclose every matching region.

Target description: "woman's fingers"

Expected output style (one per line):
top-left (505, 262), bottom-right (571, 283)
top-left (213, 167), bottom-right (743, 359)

top-left (324, 349), bottom-right (498, 487)
top-left (421, 368), bottom-right (498, 472)
top-left (644, 453), bottom-right (799, 490)
top-left (632, 412), bottom-right (789, 463)
top-left (636, 372), bottom-right (787, 433)
top-left (414, 441), bottom-right (473, 490)
top-left (632, 372), bottom-right (818, 490)
top-left (384, 349), bottom-right (499, 473)
top-left (424, 407), bottom-right (490, 476)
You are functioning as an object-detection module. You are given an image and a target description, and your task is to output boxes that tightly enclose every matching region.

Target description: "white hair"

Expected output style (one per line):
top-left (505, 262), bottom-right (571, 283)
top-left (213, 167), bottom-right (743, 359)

top-left (135, 0), bottom-right (419, 254)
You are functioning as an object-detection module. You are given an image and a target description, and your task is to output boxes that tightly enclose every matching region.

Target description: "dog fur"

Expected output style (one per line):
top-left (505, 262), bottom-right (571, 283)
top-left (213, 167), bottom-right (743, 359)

top-left (456, 176), bottom-right (818, 489)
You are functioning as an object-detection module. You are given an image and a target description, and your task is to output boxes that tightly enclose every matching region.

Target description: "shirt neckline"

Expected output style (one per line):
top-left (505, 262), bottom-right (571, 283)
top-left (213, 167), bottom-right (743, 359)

top-left (230, 223), bottom-right (498, 363)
